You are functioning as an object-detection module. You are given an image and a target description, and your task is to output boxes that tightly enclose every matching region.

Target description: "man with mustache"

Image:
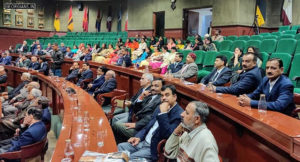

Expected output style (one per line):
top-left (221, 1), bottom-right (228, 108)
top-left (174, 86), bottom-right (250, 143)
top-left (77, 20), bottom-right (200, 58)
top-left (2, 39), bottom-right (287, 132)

top-left (238, 58), bottom-right (295, 115)
top-left (164, 101), bottom-right (219, 162)
top-left (118, 85), bottom-right (183, 161)
top-left (209, 53), bottom-right (262, 95)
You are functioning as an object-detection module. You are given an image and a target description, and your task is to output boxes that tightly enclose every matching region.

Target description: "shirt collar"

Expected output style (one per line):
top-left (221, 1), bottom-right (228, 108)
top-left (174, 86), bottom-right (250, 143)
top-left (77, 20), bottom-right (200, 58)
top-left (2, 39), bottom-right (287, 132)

top-left (188, 123), bottom-right (207, 139)
top-left (269, 76), bottom-right (280, 86)
top-left (216, 67), bottom-right (224, 73)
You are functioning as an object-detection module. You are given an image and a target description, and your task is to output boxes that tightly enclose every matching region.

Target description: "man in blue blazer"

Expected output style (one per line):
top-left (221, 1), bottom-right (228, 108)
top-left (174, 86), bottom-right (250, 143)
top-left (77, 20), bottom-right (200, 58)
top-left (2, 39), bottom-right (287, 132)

top-left (116, 48), bottom-right (132, 67)
top-left (118, 85), bottom-right (183, 161)
top-left (201, 55), bottom-right (232, 86)
top-left (93, 70), bottom-right (117, 100)
top-left (0, 51), bottom-right (12, 65)
top-left (210, 53), bottom-right (262, 96)
top-left (28, 56), bottom-right (40, 70)
top-left (87, 66), bottom-right (108, 94)
top-left (76, 62), bottom-right (93, 86)
top-left (238, 58), bottom-right (295, 115)
top-left (38, 56), bottom-right (49, 76)
top-left (168, 53), bottom-right (184, 73)
top-left (0, 108), bottom-right (46, 154)
top-left (65, 62), bottom-right (80, 81)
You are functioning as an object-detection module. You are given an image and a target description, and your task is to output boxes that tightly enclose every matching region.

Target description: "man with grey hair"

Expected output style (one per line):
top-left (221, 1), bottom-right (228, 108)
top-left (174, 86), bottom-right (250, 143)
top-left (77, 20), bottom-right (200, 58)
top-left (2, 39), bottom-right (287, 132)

top-left (164, 101), bottom-right (219, 162)
top-left (112, 73), bottom-right (153, 140)
top-left (0, 88), bottom-right (42, 140)
top-left (93, 70), bottom-right (117, 99)
top-left (2, 72), bottom-right (31, 100)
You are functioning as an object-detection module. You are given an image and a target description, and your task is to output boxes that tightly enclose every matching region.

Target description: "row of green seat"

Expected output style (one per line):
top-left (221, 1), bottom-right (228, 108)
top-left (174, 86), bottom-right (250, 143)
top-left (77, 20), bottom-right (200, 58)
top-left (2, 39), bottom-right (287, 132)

top-left (215, 38), bottom-right (300, 56)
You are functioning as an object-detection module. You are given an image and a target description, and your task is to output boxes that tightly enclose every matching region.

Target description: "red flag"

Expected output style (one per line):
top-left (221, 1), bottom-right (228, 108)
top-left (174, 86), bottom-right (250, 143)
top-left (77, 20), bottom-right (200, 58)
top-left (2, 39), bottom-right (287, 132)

top-left (82, 7), bottom-right (89, 32)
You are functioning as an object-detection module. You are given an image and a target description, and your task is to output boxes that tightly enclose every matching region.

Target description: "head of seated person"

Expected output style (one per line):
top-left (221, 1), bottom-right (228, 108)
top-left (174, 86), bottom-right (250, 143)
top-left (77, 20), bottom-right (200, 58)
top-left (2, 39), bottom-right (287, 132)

top-left (97, 66), bottom-right (108, 78)
top-left (105, 70), bottom-right (116, 81)
top-left (150, 78), bottom-right (164, 96)
top-left (214, 55), bottom-right (227, 70)
top-left (27, 88), bottom-right (42, 103)
top-left (186, 53), bottom-right (196, 64)
top-left (242, 53), bottom-right (257, 72)
top-left (21, 72), bottom-right (31, 82)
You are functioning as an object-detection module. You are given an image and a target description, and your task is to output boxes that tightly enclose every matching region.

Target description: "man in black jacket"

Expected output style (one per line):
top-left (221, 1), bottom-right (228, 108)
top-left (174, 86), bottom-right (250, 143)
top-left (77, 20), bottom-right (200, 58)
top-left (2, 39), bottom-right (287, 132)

top-left (51, 43), bottom-right (64, 77)
top-left (112, 78), bottom-right (164, 143)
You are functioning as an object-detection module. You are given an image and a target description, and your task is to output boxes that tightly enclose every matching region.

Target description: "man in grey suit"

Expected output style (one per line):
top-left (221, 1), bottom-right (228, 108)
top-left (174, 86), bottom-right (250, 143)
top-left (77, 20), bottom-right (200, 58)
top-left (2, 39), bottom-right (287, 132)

top-left (112, 78), bottom-right (164, 143)
top-left (65, 62), bottom-right (80, 81)
top-left (171, 53), bottom-right (198, 79)
top-left (201, 55), bottom-right (232, 86)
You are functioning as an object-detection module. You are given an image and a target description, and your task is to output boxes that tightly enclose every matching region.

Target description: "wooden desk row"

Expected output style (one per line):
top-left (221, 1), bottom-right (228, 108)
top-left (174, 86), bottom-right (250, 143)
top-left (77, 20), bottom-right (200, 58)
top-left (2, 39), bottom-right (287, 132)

top-left (5, 65), bottom-right (117, 162)
top-left (8, 53), bottom-right (300, 161)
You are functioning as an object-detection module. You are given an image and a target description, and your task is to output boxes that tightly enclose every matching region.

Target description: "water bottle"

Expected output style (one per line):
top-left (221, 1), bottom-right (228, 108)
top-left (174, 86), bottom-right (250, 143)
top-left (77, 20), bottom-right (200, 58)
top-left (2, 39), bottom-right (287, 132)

top-left (122, 60), bottom-right (126, 67)
top-left (64, 139), bottom-right (74, 160)
top-left (258, 94), bottom-right (267, 114)
top-left (145, 65), bottom-right (149, 73)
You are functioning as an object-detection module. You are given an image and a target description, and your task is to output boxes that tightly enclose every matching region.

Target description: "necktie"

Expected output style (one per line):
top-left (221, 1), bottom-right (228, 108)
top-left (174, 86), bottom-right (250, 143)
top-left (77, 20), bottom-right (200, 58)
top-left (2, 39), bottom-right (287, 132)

top-left (212, 72), bottom-right (219, 82)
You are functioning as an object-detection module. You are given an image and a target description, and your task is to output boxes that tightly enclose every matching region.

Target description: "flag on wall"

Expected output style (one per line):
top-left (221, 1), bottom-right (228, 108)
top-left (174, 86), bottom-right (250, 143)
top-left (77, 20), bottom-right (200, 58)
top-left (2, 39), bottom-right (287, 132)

top-left (67, 6), bottom-right (74, 32)
top-left (281, 0), bottom-right (292, 25)
top-left (125, 11), bottom-right (128, 31)
top-left (54, 9), bottom-right (60, 31)
top-left (106, 6), bottom-right (112, 32)
top-left (117, 5), bottom-right (122, 32)
top-left (82, 6), bottom-right (89, 32)
top-left (95, 9), bottom-right (102, 32)
top-left (255, 0), bottom-right (266, 27)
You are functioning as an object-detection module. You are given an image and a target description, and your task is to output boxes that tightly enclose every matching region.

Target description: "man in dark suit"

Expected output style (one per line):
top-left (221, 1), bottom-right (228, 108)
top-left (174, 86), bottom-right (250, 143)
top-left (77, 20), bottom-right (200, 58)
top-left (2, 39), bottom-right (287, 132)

top-left (87, 66), bottom-right (108, 94)
top-left (65, 62), bottom-right (80, 81)
top-left (37, 56), bottom-right (49, 76)
top-left (168, 53), bottom-right (184, 73)
top-left (201, 55), bottom-right (232, 86)
top-left (118, 85), bottom-right (183, 161)
top-left (93, 70), bottom-right (117, 99)
top-left (33, 45), bottom-right (45, 56)
top-left (116, 48), bottom-right (132, 67)
top-left (112, 74), bottom-right (158, 143)
top-left (17, 41), bottom-right (28, 53)
top-left (0, 51), bottom-right (12, 65)
top-left (1, 72), bottom-right (31, 100)
top-left (210, 53), bottom-right (262, 96)
top-left (238, 58), bottom-right (296, 115)
top-left (28, 56), bottom-right (40, 70)
top-left (0, 108), bottom-right (46, 154)
top-left (76, 62), bottom-right (93, 86)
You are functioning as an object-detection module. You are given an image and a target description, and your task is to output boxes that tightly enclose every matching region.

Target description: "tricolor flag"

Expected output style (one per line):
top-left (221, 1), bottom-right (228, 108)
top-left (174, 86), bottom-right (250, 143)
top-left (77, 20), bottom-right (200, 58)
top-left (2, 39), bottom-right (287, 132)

top-left (255, 0), bottom-right (266, 27)
top-left (82, 6), bottom-right (89, 32)
top-left (125, 11), bottom-right (128, 31)
top-left (54, 9), bottom-right (60, 31)
top-left (67, 6), bottom-right (74, 32)
top-left (95, 9), bottom-right (102, 32)
top-left (281, 0), bottom-right (292, 25)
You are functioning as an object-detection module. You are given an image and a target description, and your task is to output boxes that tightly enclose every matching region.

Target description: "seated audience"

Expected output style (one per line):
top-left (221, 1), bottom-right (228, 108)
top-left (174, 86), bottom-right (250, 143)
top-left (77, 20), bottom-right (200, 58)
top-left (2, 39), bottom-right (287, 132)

top-left (155, 36), bottom-right (164, 49)
top-left (132, 38), bottom-right (147, 60)
top-left (160, 47), bottom-right (177, 74)
top-left (203, 37), bottom-right (217, 51)
top-left (132, 47), bottom-right (151, 64)
top-left (38, 56), bottom-right (49, 76)
top-left (167, 52), bottom-right (184, 73)
top-left (28, 56), bottom-right (40, 70)
top-left (130, 39), bottom-right (139, 52)
top-left (91, 44), bottom-right (101, 54)
top-left (117, 38), bottom-right (124, 47)
top-left (149, 36), bottom-right (157, 48)
top-left (93, 70), bottom-right (117, 99)
top-left (33, 45), bottom-right (45, 56)
top-left (184, 40), bottom-right (193, 50)
top-left (71, 45), bottom-right (78, 54)
top-left (167, 38), bottom-right (176, 50)
top-left (17, 41), bottom-right (28, 53)
top-left (0, 108), bottom-right (46, 153)
top-left (124, 38), bottom-right (132, 48)
top-left (73, 46), bottom-right (85, 61)
top-left (228, 47), bottom-right (243, 73)
top-left (209, 53), bottom-right (262, 96)
top-left (140, 46), bottom-right (162, 67)
top-left (238, 58), bottom-right (295, 115)
top-left (103, 45), bottom-right (120, 64)
top-left (65, 62), bottom-right (80, 81)
top-left (112, 76), bottom-right (162, 143)
top-left (164, 101), bottom-right (219, 161)
top-left (1, 72), bottom-right (30, 100)
top-left (0, 66), bottom-right (7, 85)
top-left (65, 47), bottom-right (73, 58)
top-left (92, 43), bottom-right (107, 63)
top-left (211, 29), bottom-right (224, 42)
top-left (45, 43), bottom-right (52, 53)
top-left (149, 46), bottom-right (169, 69)
top-left (176, 39), bottom-right (184, 50)
top-left (87, 66), bottom-right (108, 94)
top-left (171, 53), bottom-right (198, 79)
top-left (60, 43), bottom-right (67, 55)
top-left (115, 48), bottom-right (132, 67)
top-left (82, 48), bottom-right (92, 61)
top-left (0, 51), bottom-right (12, 65)
top-left (192, 37), bottom-right (204, 51)
top-left (118, 85), bottom-right (183, 161)
top-left (37, 96), bottom-right (51, 125)
top-left (201, 55), bottom-right (232, 86)
top-left (247, 46), bottom-right (263, 68)
top-left (76, 62), bottom-right (93, 86)
top-left (16, 54), bottom-right (31, 68)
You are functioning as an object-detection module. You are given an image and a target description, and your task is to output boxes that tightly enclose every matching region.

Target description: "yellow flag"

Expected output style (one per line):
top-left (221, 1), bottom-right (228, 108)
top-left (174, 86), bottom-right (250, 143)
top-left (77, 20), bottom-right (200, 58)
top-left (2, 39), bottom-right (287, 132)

top-left (54, 9), bottom-right (60, 31)
top-left (256, 6), bottom-right (265, 26)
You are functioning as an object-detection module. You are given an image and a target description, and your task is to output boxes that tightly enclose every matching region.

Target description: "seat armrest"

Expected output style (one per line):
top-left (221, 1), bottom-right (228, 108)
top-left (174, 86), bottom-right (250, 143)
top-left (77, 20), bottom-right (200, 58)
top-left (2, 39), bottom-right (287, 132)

top-left (0, 151), bottom-right (22, 159)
